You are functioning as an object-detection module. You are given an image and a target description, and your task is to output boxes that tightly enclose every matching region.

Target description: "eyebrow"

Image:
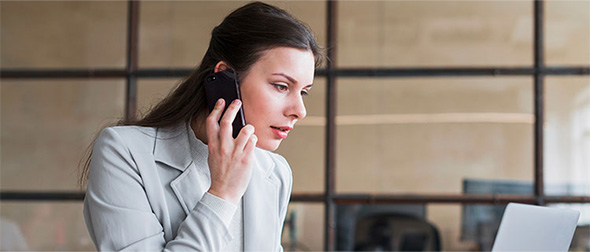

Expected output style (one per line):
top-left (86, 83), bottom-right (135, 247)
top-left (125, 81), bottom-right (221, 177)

top-left (272, 73), bottom-right (297, 84)
top-left (272, 73), bottom-right (313, 88)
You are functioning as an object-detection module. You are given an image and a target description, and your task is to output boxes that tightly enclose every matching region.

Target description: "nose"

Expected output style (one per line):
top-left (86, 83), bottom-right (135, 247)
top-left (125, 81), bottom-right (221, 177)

top-left (286, 94), bottom-right (307, 120)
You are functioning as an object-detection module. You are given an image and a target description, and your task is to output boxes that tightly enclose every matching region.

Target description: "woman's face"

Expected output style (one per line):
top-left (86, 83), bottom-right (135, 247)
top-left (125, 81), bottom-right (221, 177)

top-left (239, 47), bottom-right (315, 151)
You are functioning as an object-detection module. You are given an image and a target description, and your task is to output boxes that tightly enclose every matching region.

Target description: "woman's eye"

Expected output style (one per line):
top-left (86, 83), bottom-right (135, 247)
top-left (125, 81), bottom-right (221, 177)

top-left (301, 90), bottom-right (309, 96)
top-left (273, 83), bottom-right (288, 92)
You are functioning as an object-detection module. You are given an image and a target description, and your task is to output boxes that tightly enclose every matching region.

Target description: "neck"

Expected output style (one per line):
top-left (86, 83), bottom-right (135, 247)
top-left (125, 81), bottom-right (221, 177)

top-left (191, 115), bottom-right (208, 145)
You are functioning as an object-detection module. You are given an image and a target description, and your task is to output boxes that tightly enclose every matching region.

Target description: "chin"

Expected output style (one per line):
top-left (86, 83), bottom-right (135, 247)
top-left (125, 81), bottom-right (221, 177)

top-left (256, 139), bottom-right (281, 152)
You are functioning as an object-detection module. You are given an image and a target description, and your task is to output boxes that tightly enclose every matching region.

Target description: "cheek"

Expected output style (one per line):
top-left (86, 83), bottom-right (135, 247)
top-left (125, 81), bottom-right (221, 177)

top-left (242, 92), bottom-right (269, 124)
top-left (244, 86), bottom-right (275, 107)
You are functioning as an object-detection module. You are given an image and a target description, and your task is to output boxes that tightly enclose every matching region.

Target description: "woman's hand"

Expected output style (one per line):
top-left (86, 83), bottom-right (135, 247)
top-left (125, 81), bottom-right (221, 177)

top-left (206, 98), bottom-right (258, 205)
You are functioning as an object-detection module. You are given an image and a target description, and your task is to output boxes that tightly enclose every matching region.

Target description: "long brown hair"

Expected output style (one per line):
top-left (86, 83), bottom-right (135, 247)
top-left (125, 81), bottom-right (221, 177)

top-left (78, 1), bottom-right (325, 188)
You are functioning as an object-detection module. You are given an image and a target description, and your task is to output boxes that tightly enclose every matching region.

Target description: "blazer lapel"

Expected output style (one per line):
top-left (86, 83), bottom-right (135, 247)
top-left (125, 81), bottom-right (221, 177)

top-left (154, 123), bottom-right (210, 215)
top-left (170, 164), bottom-right (210, 215)
top-left (244, 150), bottom-right (279, 251)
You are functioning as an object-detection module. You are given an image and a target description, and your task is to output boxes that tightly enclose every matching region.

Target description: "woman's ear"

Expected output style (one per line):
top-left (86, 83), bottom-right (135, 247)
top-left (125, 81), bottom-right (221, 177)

top-left (214, 61), bottom-right (230, 73)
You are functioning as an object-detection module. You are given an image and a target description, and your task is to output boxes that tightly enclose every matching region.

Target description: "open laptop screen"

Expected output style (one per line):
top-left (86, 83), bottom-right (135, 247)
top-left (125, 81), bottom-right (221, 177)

top-left (492, 203), bottom-right (580, 251)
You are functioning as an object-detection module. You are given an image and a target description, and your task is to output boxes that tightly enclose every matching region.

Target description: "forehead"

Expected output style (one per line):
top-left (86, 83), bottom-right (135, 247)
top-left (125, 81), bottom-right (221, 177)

top-left (251, 47), bottom-right (315, 84)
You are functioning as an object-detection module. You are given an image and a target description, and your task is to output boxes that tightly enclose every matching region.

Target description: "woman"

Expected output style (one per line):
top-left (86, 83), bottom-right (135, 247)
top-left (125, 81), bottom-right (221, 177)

top-left (81, 2), bottom-right (324, 251)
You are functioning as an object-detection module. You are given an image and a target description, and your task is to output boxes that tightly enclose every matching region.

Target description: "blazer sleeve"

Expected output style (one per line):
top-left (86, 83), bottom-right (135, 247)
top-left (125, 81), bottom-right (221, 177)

top-left (84, 127), bottom-right (232, 251)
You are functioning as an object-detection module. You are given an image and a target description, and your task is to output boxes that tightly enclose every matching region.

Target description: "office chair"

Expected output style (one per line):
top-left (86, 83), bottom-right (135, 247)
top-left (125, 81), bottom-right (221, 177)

top-left (353, 214), bottom-right (441, 251)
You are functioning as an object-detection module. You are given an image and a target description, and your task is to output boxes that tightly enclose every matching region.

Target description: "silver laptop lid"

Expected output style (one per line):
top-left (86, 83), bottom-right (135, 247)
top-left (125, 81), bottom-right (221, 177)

top-left (492, 203), bottom-right (580, 251)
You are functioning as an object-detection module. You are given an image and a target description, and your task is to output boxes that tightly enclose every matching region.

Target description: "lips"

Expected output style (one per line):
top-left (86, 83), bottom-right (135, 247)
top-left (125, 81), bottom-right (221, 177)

top-left (271, 126), bottom-right (293, 131)
top-left (271, 126), bottom-right (293, 139)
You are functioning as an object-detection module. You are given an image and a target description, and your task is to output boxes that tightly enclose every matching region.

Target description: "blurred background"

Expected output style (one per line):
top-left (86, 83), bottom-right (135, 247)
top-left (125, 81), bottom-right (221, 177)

top-left (1, 0), bottom-right (589, 251)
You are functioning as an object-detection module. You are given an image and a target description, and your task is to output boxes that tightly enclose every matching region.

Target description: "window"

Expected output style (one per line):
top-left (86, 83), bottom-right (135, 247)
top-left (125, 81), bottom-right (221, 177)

top-left (1, 1), bottom-right (588, 250)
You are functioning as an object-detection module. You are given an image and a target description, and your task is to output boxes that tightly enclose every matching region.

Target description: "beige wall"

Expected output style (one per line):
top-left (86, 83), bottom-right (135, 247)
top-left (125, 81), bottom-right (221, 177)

top-left (1, 1), bottom-right (588, 251)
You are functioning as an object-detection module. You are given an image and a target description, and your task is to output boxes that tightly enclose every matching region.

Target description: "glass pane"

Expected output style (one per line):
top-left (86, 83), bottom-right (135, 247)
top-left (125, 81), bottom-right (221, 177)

top-left (0, 202), bottom-right (94, 251)
top-left (277, 126), bottom-right (325, 193)
top-left (139, 1), bottom-right (326, 68)
top-left (546, 1), bottom-right (590, 65)
top-left (545, 77), bottom-right (590, 196)
top-left (282, 203), bottom-right (324, 251)
top-left (455, 204), bottom-right (504, 251)
top-left (1, 80), bottom-right (126, 190)
top-left (277, 78), bottom-right (326, 193)
top-left (0, 1), bottom-right (127, 69)
top-left (137, 78), bottom-right (181, 117)
top-left (338, 1), bottom-right (532, 67)
top-left (336, 77), bottom-right (534, 194)
top-left (432, 204), bottom-right (489, 250)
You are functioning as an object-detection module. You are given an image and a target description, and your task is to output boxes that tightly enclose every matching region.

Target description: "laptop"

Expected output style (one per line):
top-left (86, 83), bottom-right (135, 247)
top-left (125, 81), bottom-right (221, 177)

top-left (491, 203), bottom-right (580, 251)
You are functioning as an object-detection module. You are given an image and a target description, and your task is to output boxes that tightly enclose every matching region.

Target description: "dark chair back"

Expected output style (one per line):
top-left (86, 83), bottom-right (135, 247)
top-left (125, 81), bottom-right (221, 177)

top-left (353, 214), bottom-right (441, 251)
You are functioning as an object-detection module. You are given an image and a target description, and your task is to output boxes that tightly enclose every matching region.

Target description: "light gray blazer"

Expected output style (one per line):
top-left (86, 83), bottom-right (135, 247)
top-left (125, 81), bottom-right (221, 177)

top-left (83, 123), bottom-right (292, 251)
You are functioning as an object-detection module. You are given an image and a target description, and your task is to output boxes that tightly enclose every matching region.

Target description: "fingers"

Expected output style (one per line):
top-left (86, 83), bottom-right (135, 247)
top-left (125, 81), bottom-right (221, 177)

top-left (234, 124), bottom-right (255, 153)
top-left (207, 98), bottom-right (243, 152)
top-left (242, 134), bottom-right (258, 163)
top-left (206, 98), bottom-right (225, 147)
top-left (218, 99), bottom-right (242, 143)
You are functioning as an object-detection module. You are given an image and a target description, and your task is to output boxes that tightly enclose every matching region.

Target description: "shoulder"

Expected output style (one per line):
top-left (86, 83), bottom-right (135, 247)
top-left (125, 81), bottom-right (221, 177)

top-left (92, 126), bottom-right (160, 167)
top-left (98, 125), bottom-right (157, 142)
top-left (95, 126), bottom-right (157, 151)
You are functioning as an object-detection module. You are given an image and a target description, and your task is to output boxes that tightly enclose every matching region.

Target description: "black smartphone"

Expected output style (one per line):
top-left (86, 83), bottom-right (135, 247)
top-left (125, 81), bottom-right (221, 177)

top-left (204, 69), bottom-right (246, 138)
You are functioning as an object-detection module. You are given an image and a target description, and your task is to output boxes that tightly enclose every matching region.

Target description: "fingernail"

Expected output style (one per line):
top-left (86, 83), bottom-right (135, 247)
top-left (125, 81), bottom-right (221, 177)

top-left (217, 99), bottom-right (223, 105)
top-left (233, 99), bottom-right (241, 105)
top-left (247, 125), bottom-right (255, 133)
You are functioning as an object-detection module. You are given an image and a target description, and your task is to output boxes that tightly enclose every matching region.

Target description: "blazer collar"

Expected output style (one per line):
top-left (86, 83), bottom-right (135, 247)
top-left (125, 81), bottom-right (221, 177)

top-left (153, 123), bottom-right (194, 172)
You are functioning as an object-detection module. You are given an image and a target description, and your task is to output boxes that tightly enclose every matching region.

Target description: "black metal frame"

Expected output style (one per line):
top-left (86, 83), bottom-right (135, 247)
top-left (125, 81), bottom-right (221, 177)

top-left (533, 0), bottom-right (546, 207)
top-left (3, 66), bottom-right (588, 79)
top-left (1, 0), bottom-right (589, 250)
top-left (125, 0), bottom-right (140, 121)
